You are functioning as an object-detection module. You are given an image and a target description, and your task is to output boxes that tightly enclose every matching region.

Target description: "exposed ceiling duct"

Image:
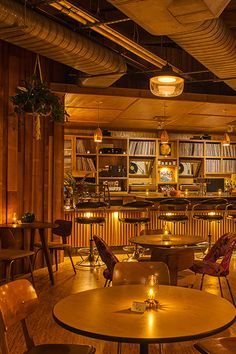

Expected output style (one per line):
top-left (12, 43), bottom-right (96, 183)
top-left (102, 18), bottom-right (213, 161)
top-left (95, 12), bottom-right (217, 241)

top-left (0, 0), bottom-right (127, 88)
top-left (108, 0), bottom-right (236, 90)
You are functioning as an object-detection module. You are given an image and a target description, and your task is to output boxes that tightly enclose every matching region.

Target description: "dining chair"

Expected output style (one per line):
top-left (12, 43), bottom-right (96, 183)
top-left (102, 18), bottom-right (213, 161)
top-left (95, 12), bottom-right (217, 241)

top-left (189, 232), bottom-right (236, 305)
top-left (194, 336), bottom-right (236, 354)
top-left (112, 261), bottom-right (169, 354)
top-left (0, 279), bottom-right (95, 354)
top-left (112, 261), bottom-right (170, 286)
top-left (93, 235), bottom-right (119, 287)
top-left (34, 219), bottom-right (76, 274)
top-left (0, 229), bottom-right (35, 286)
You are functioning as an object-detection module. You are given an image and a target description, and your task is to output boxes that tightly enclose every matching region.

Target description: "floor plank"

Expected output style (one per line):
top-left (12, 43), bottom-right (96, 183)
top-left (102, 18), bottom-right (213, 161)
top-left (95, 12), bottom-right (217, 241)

top-left (7, 254), bottom-right (236, 354)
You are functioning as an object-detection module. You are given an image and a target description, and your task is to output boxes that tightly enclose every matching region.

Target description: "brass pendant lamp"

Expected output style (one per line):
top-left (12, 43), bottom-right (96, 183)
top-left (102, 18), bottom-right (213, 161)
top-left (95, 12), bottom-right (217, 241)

top-left (94, 101), bottom-right (103, 143)
top-left (150, 64), bottom-right (184, 98)
top-left (222, 132), bottom-right (230, 147)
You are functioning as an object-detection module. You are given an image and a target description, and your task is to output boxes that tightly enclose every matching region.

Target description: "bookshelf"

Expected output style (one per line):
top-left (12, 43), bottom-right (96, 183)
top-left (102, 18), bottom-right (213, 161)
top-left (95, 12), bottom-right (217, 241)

top-left (64, 135), bottom-right (236, 193)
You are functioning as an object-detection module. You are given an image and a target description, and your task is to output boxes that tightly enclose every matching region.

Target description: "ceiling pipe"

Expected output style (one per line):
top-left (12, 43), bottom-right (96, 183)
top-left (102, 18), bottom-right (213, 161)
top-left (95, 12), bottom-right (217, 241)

top-left (0, 0), bottom-right (126, 88)
top-left (49, 0), bottom-right (183, 74)
top-left (108, 0), bottom-right (236, 91)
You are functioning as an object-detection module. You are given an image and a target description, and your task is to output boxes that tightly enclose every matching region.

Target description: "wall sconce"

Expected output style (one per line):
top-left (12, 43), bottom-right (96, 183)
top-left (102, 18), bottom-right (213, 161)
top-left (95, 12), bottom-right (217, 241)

top-left (150, 64), bottom-right (184, 97)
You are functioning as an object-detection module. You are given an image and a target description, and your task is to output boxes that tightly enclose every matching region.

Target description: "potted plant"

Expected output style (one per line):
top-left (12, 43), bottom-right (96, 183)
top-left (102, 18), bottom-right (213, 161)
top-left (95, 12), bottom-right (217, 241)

top-left (10, 75), bottom-right (68, 139)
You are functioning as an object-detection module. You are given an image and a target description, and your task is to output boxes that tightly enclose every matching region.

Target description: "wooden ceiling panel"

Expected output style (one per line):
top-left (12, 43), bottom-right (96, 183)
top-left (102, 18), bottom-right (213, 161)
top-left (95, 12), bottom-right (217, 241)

top-left (65, 94), bottom-right (136, 110)
top-left (67, 107), bottom-right (120, 123)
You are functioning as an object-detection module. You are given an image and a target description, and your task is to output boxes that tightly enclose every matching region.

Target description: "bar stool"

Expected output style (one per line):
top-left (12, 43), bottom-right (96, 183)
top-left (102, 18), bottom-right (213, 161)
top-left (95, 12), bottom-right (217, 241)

top-left (158, 198), bottom-right (190, 234)
top-left (192, 198), bottom-right (227, 250)
top-left (119, 200), bottom-right (154, 261)
top-left (75, 183), bottom-right (110, 268)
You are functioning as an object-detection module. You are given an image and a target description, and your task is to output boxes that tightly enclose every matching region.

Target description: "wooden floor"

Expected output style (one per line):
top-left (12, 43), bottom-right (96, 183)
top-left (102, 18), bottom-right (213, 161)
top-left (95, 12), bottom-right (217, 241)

top-left (8, 254), bottom-right (236, 354)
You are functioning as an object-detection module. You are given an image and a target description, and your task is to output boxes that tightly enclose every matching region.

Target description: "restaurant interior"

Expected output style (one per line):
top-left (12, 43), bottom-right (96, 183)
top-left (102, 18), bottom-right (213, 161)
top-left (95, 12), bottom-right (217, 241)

top-left (0, 0), bottom-right (236, 353)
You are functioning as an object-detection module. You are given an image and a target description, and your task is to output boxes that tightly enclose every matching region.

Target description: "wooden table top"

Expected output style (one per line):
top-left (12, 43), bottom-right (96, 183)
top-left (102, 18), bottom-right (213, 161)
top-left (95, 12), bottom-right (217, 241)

top-left (53, 285), bottom-right (235, 344)
top-left (0, 222), bottom-right (57, 229)
top-left (130, 235), bottom-right (206, 248)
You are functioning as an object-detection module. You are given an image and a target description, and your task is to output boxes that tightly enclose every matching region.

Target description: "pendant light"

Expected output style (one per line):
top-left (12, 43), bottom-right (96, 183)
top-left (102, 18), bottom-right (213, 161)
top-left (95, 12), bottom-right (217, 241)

top-left (94, 101), bottom-right (103, 143)
top-left (222, 132), bottom-right (230, 146)
top-left (160, 104), bottom-right (169, 144)
top-left (150, 64), bottom-right (184, 98)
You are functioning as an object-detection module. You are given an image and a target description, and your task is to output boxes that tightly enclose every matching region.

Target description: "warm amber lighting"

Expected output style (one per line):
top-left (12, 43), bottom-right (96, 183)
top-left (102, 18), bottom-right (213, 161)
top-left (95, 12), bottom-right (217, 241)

top-left (85, 212), bottom-right (92, 218)
top-left (147, 288), bottom-right (155, 300)
top-left (150, 64), bottom-right (184, 97)
top-left (160, 129), bottom-right (169, 144)
top-left (222, 132), bottom-right (230, 146)
top-left (184, 189), bottom-right (188, 196)
top-left (208, 211), bottom-right (216, 216)
top-left (218, 189), bottom-right (222, 196)
top-left (12, 212), bottom-right (17, 224)
top-left (113, 211), bottom-right (119, 219)
top-left (94, 127), bottom-right (103, 143)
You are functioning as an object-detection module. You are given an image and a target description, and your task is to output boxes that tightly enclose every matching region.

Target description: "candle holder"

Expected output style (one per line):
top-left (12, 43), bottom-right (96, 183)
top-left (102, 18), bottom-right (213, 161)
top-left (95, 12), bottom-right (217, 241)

top-left (145, 275), bottom-right (159, 310)
top-left (12, 212), bottom-right (17, 224)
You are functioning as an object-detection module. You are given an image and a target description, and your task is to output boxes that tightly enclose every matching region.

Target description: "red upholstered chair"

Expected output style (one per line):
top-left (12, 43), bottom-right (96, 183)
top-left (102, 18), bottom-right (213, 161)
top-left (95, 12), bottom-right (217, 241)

top-left (190, 232), bottom-right (236, 305)
top-left (93, 235), bottom-right (119, 287)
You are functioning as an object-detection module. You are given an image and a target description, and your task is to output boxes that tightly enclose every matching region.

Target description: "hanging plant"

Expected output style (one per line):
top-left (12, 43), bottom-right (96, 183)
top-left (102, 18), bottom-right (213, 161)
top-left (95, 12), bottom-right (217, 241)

top-left (10, 55), bottom-right (69, 139)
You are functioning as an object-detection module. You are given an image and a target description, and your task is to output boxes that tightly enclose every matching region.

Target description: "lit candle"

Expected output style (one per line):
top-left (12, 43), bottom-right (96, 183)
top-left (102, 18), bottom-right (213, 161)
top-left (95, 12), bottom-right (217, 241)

top-left (218, 189), bottom-right (222, 196)
top-left (185, 189), bottom-right (188, 196)
top-left (147, 288), bottom-right (155, 300)
top-left (146, 188), bottom-right (149, 196)
top-left (12, 212), bottom-right (17, 224)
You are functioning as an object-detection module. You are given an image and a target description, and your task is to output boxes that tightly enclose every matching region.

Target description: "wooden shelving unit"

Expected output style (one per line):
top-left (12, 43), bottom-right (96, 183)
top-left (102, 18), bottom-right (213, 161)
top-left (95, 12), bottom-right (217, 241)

top-left (64, 135), bottom-right (236, 193)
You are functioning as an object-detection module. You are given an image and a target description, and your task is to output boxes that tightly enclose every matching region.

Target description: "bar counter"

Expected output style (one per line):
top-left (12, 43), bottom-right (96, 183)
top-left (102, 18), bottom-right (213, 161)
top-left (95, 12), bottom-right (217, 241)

top-left (64, 196), bottom-right (236, 248)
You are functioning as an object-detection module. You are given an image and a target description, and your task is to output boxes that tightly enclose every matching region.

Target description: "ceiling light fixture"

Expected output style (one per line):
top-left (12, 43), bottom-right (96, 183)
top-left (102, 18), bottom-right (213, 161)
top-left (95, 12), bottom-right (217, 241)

top-left (94, 101), bottom-right (103, 143)
top-left (222, 132), bottom-right (230, 146)
top-left (150, 64), bottom-right (184, 97)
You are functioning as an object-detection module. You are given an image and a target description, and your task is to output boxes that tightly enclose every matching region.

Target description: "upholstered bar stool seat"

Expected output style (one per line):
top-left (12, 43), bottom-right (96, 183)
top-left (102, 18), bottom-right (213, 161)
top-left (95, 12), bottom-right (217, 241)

top-left (193, 214), bottom-right (223, 222)
top-left (119, 217), bottom-right (150, 224)
top-left (159, 214), bottom-right (188, 222)
top-left (76, 217), bottom-right (105, 224)
top-left (194, 337), bottom-right (236, 354)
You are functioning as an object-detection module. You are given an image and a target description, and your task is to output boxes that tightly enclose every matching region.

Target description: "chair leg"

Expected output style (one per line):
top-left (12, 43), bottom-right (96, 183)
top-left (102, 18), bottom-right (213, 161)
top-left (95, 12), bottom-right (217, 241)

top-left (108, 280), bottom-right (112, 287)
top-left (218, 277), bottom-right (223, 297)
top-left (104, 279), bottom-right (108, 287)
top-left (200, 274), bottom-right (205, 290)
top-left (159, 343), bottom-right (163, 354)
top-left (33, 248), bottom-right (41, 270)
top-left (55, 250), bottom-right (58, 271)
top-left (5, 261), bottom-right (14, 283)
top-left (117, 342), bottom-right (122, 354)
top-left (67, 248), bottom-right (77, 274)
top-left (225, 276), bottom-right (235, 306)
top-left (28, 256), bottom-right (35, 288)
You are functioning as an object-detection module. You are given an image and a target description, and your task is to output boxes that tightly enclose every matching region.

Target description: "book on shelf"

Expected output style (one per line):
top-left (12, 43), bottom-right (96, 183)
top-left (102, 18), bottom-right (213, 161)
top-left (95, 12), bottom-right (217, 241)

top-left (76, 139), bottom-right (86, 154)
top-left (129, 141), bottom-right (155, 155)
top-left (206, 159), bottom-right (221, 173)
top-left (179, 142), bottom-right (204, 156)
top-left (222, 159), bottom-right (236, 173)
top-left (222, 144), bottom-right (236, 157)
top-left (206, 143), bottom-right (221, 156)
top-left (76, 157), bottom-right (96, 171)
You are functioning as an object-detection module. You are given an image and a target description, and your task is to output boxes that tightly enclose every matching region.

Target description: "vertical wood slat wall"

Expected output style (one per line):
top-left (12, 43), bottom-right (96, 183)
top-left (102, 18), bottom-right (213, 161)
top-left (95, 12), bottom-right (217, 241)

top-left (65, 210), bottom-right (235, 248)
top-left (0, 40), bottom-right (65, 268)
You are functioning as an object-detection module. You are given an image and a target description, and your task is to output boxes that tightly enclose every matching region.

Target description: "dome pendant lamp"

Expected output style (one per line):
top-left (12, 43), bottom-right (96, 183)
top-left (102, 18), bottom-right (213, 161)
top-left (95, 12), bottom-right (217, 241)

top-left (150, 64), bottom-right (184, 98)
top-left (94, 101), bottom-right (103, 143)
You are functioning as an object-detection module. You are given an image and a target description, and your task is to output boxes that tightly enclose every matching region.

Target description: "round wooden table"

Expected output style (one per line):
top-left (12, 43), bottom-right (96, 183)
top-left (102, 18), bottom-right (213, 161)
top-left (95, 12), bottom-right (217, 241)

top-left (0, 222), bottom-right (57, 285)
top-left (130, 235), bottom-right (206, 285)
top-left (53, 285), bottom-right (235, 354)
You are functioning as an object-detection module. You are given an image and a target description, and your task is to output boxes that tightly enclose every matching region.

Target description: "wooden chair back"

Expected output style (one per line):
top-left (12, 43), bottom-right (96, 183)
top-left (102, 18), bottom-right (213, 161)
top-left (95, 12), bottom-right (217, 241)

top-left (53, 219), bottom-right (72, 244)
top-left (112, 261), bottom-right (170, 286)
top-left (0, 229), bottom-right (16, 249)
top-left (0, 279), bottom-right (38, 354)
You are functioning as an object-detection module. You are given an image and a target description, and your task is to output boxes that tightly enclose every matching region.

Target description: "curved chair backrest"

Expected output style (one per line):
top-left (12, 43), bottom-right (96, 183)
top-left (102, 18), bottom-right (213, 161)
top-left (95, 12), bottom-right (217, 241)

top-left (204, 232), bottom-right (236, 274)
top-left (123, 200), bottom-right (154, 209)
top-left (140, 229), bottom-right (164, 236)
top-left (0, 229), bottom-right (16, 249)
top-left (93, 235), bottom-right (119, 276)
top-left (53, 220), bottom-right (72, 244)
top-left (158, 198), bottom-right (190, 212)
top-left (112, 261), bottom-right (170, 286)
top-left (0, 279), bottom-right (38, 353)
